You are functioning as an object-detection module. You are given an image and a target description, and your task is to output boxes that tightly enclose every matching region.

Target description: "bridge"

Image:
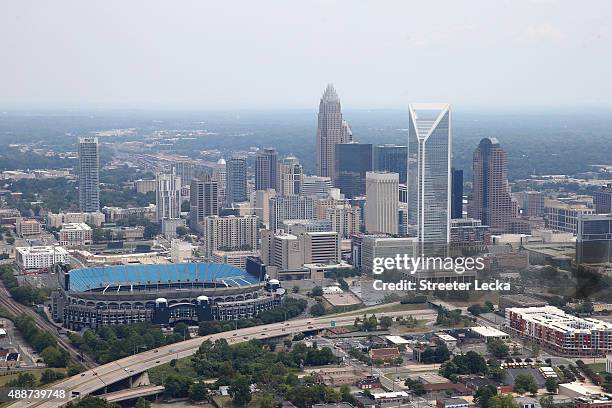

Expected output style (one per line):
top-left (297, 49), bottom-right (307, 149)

top-left (99, 385), bottom-right (165, 403)
top-left (9, 308), bottom-right (436, 408)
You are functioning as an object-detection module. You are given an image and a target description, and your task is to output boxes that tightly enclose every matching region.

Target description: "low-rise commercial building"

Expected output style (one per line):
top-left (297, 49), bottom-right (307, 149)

top-left (15, 245), bottom-right (69, 270)
top-left (59, 223), bottom-right (92, 247)
top-left (16, 218), bottom-right (41, 237)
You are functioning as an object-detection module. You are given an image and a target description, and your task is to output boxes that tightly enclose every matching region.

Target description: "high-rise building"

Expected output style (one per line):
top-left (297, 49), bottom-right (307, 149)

top-left (325, 204), bottom-right (361, 239)
top-left (315, 84), bottom-right (352, 178)
top-left (576, 213), bottom-right (612, 264)
top-left (451, 168), bottom-right (464, 219)
top-left (302, 176), bottom-right (333, 197)
top-left (594, 184), bottom-right (612, 214)
top-left (155, 172), bottom-right (182, 222)
top-left (255, 148), bottom-right (278, 191)
top-left (269, 195), bottom-right (315, 231)
top-left (78, 137), bottom-right (100, 213)
top-left (522, 191), bottom-right (545, 217)
top-left (200, 215), bottom-right (259, 257)
top-left (190, 175), bottom-right (219, 226)
top-left (373, 145), bottom-right (408, 184)
top-left (171, 160), bottom-right (196, 186)
top-left (407, 104), bottom-right (451, 251)
top-left (226, 156), bottom-right (248, 204)
top-left (334, 142), bottom-right (372, 198)
top-left (544, 199), bottom-right (595, 234)
top-left (212, 159), bottom-right (227, 207)
top-left (468, 138), bottom-right (513, 234)
top-left (278, 155), bottom-right (303, 196)
top-left (365, 172), bottom-right (399, 235)
top-left (251, 189), bottom-right (276, 228)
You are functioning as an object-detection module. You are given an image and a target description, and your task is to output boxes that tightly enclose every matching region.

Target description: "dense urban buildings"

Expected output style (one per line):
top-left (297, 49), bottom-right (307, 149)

top-left (315, 84), bottom-right (352, 178)
top-left (334, 142), bottom-right (372, 198)
top-left (469, 137), bottom-right (513, 234)
top-left (171, 160), bottom-right (196, 186)
top-left (594, 184), bottom-right (612, 214)
top-left (407, 103), bottom-right (452, 253)
top-left (226, 156), bottom-right (248, 204)
top-left (199, 215), bottom-right (259, 257)
top-left (365, 171), bottom-right (399, 235)
top-left (544, 200), bottom-right (595, 234)
top-left (269, 195), bottom-right (315, 231)
top-left (302, 175), bottom-right (333, 197)
top-left (255, 148), bottom-right (278, 191)
top-left (373, 144), bottom-right (408, 184)
top-left (78, 137), bottom-right (100, 213)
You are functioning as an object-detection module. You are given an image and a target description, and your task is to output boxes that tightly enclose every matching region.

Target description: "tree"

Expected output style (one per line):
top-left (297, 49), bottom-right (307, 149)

top-left (6, 372), bottom-right (37, 388)
top-left (292, 286), bottom-right (300, 293)
top-left (230, 375), bottom-right (252, 406)
top-left (404, 378), bottom-right (425, 396)
top-left (135, 398), bottom-right (151, 408)
top-left (379, 316), bottom-right (393, 329)
top-left (540, 396), bottom-right (555, 408)
top-left (311, 286), bottom-right (323, 297)
top-left (514, 373), bottom-right (538, 394)
top-left (485, 301), bottom-right (495, 312)
top-left (468, 304), bottom-right (484, 315)
top-left (40, 369), bottom-right (66, 385)
top-left (310, 303), bottom-right (326, 316)
top-left (545, 377), bottom-right (558, 393)
top-left (260, 394), bottom-right (274, 408)
top-left (173, 322), bottom-right (191, 340)
top-left (487, 338), bottom-right (509, 358)
top-left (164, 375), bottom-right (191, 398)
top-left (475, 385), bottom-right (498, 408)
top-left (188, 382), bottom-right (209, 402)
top-left (488, 394), bottom-right (517, 408)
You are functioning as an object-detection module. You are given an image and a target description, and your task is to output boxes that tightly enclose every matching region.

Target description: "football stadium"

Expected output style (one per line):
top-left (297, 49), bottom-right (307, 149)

top-left (51, 262), bottom-right (285, 330)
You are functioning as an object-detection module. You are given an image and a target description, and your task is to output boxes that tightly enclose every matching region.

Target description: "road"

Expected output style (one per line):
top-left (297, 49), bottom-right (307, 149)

top-left (0, 279), bottom-right (97, 369)
top-left (9, 308), bottom-right (437, 408)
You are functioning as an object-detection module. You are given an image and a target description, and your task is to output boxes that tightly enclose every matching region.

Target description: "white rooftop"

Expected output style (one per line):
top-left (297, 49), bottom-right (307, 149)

top-left (507, 306), bottom-right (612, 334)
top-left (16, 245), bottom-right (69, 256)
top-left (385, 335), bottom-right (411, 345)
top-left (471, 326), bottom-right (509, 338)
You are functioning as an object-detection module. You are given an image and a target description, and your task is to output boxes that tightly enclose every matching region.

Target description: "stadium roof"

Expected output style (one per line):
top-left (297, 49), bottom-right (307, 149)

top-left (68, 263), bottom-right (259, 292)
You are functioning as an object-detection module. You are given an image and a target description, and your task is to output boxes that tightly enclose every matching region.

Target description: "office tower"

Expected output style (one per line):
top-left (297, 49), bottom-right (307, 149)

top-left (468, 137), bottom-right (513, 234)
top-left (171, 160), bottom-right (196, 186)
top-left (407, 104), bottom-right (451, 251)
top-left (269, 195), bottom-right (315, 231)
top-left (576, 214), bottom-right (612, 264)
top-left (398, 204), bottom-right (408, 236)
top-left (226, 156), bottom-right (248, 204)
top-left (451, 168), bottom-right (464, 219)
top-left (544, 199), bottom-right (595, 234)
top-left (523, 191), bottom-right (545, 217)
top-left (260, 230), bottom-right (341, 269)
top-left (251, 189), bottom-right (276, 228)
top-left (190, 175), bottom-right (219, 226)
top-left (212, 159), bottom-right (227, 207)
top-left (302, 176), bottom-right (333, 197)
top-left (278, 155), bottom-right (303, 196)
top-left (78, 137), bottom-right (100, 212)
top-left (365, 172), bottom-right (399, 235)
top-left (325, 204), bottom-right (361, 239)
top-left (200, 215), bottom-right (259, 257)
top-left (334, 142), bottom-right (372, 198)
top-left (594, 184), bottom-right (612, 214)
top-left (399, 184), bottom-right (407, 203)
top-left (315, 84), bottom-right (352, 178)
top-left (255, 148), bottom-right (278, 191)
top-left (373, 145), bottom-right (408, 184)
top-left (155, 171), bottom-right (182, 222)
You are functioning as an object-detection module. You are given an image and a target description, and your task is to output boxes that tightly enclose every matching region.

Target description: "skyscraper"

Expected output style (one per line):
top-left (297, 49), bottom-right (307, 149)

top-left (226, 156), bottom-right (248, 204)
top-left (212, 159), bottom-right (227, 207)
top-left (315, 84), bottom-right (352, 178)
top-left (171, 160), bottom-right (196, 186)
top-left (407, 104), bottom-right (452, 252)
top-left (468, 138), bottom-right (513, 234)
top-left (373, 144), bottom-right (408, 184)
top-left (78, 137), bottom-right (100, 213)
top-left (155, 171), bottom-right (182, 222)
top-left (451, 168), bottom-right (464, 219)
top-left (278, 155), bottom-right (303, 196)
top-left (365, 171), bottom-right (399, 235)
top-left (334, 142), bottom-right (372, 199)
top-left (190, 175), bottom-right (219, 227)
top-left (593, 184), bottom-right (612, 214)
top-left (255, 148), bottom-right (278, 191)
top-left (269, 195), bottom-right (315, 231)
top-left (301, 176), bottom-right (333, 197)
top-left (576, 213), bottom-right (612, 264)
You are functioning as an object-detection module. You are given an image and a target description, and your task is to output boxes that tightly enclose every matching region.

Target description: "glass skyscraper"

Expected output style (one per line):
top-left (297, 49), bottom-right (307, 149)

top-left (226, 156), bottom-right (248, 204)
top-left (334, 142), bottom-right (372, 198)
top-left (407, 104), bottom-right (451, 254)
top-left (373, 144), bottom-right (407, 184)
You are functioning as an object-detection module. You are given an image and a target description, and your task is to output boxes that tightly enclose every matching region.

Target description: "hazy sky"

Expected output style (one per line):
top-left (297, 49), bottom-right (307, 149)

top-left (2, 1), bottom-right (612, 109)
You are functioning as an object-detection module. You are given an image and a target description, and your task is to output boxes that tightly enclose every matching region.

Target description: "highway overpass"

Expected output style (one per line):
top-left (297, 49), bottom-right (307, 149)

top-left (9, 308), bottom-right (436, 408)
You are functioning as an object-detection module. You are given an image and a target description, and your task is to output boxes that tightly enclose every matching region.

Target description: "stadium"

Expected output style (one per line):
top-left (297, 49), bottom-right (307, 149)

top-left (51, 263), bottom-right (285, 330)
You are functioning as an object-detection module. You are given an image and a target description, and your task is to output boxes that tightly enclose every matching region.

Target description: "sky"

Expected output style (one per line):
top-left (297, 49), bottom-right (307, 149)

top-left (2, 0), bottom-right (612, 109)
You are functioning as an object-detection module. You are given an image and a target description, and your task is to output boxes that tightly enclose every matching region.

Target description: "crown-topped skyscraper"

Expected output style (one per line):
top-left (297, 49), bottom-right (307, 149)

top-left (315, 84), bottom-right (352, 178)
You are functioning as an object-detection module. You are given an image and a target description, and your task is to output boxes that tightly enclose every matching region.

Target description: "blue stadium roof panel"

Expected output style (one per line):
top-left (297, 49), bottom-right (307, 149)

top-left (67, 263), bottom-right (260, 292)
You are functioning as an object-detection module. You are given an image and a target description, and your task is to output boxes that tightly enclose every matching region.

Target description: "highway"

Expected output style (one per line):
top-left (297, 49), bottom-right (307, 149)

top-left (9, 308), bottom-right (437, 408)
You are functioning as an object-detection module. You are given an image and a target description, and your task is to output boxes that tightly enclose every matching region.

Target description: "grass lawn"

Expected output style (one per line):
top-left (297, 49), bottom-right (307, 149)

top-left (333, 302), bottom-right (429, 317)
top-left (588, 362), bottom-right (607, 376)
top-left (0, 368), bottom-right (66, 386)
top-left (148, 356), bottom-right (198, 385)
top-left (212, 394), bottom-right (267, 408)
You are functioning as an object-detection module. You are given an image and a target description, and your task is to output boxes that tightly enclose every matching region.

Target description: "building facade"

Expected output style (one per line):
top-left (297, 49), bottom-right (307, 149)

top-left (365, 172), bottom-right (399, 235)
top-left (269, 195), bottom-right (315, 231)
top-left (200, 215), bottom-right (259, 257)
top-left (155, 172), bottom-right (182, 222)
top-left (451, 168), bottom-right (463, 219)
top-left (78, 137), bottom-right (100, 213)
top-left (373, 144), bottom-right (407, 184)
top-left (255, 148), bottom-right (278, 191)
top-left (190, 175), bottom-right (219, 226)
top-left (278, 155), bottom-right (303, 196)
top-left (334, 143), bottom-right (372, 199)
top-left (15, 246), bottom-right (69, 270)
top-left (576, 213), bottom-right (612, 264)
top-left (226, 156), bottom-right (248, 204)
